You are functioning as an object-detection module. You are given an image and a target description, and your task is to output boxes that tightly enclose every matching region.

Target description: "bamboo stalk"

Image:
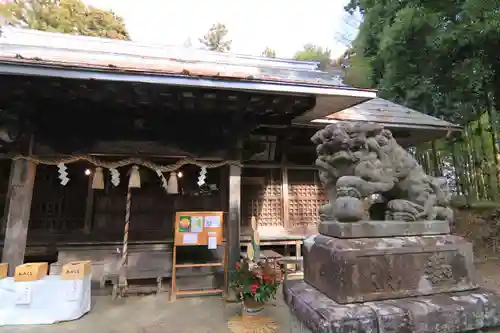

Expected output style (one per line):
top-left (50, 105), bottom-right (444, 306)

top-left (485, 89), bottom-right (500, 199)
top-left (476, 111), bottom-right (495, 199)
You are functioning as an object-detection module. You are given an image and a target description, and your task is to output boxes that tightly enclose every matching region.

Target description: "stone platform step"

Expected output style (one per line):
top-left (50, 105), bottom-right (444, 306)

top-left (284, 280), bottom-right (500, 333)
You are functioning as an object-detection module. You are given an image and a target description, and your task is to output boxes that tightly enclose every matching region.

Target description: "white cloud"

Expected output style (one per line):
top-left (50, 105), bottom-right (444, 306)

top-left (83, 0), bottom-right (353, 58)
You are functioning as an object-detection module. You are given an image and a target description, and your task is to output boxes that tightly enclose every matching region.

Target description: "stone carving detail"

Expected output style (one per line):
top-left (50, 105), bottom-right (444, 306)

top-left (425, 252), bottom-right (453, 285)
top-left (370, 259), bottom-right (403, 292)
top-left (311, 122), bottom-right (454, 223)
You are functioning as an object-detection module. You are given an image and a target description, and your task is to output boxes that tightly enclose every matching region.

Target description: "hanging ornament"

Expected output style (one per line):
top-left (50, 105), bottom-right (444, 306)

top-left (57, 163), bottom-right (69, 186)
top-left (92, 167), bottom-right (105, 190)
top-left (197, 166), bottom-right (207, 187)
top-left (156, 170), bottom-right (168, 191)
top-left (167, 171), bottom-right (178, 194)
top-left (110, 168), bottom-right (120, 187)
top-left (128, 165), bottom-right (141, 188)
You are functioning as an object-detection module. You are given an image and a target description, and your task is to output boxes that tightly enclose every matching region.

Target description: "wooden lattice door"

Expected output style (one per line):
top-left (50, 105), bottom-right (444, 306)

top-left (288, 169), bottom-right (327, 229)
top-left (29, 164), bottom-right (88, 238)
top-left (241, 168), bottom-right (282, 233)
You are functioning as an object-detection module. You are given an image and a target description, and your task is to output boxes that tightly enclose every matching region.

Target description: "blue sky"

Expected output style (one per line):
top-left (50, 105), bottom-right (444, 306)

top-left (83, 0), bottom-right (358, 58)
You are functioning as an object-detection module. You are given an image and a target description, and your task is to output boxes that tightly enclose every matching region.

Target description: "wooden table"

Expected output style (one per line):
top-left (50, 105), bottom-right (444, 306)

top-left (240, 249), bottom-right (282, 261)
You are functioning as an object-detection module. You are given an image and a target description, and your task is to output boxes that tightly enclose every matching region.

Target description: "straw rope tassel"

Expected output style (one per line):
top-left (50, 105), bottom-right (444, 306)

top-left (123, 187), bottom-right (131, 266)
top-left (117, 187), bottom-right (132, 296)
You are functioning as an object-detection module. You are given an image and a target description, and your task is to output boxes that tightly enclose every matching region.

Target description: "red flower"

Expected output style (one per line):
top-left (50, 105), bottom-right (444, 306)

top-left (263, 275), bottom-right (272, 283)
top-left (249, 283), bottom-right (259, 294)
top-left (235, 262), bottom-right (241, 269)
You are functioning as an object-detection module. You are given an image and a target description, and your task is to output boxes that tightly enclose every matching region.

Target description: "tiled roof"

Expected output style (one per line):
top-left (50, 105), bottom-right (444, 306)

top-left (313, 98), bottom-right (461, 130)
top-left (0, 26), bottom-right (347, 86)
top-left (0, 27), bottom-right (378, 120)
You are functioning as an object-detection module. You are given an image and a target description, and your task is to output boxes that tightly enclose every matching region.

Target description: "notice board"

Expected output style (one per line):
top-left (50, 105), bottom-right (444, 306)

top-left (174, 211), bottom-right (224, 247)
top-left (171, 210), bottom-right (225, 301)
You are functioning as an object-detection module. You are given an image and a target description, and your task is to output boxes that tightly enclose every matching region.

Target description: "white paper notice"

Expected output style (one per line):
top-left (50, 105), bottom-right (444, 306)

top-left (15, 284), bottom-right (32, 305)
top-left (65, 280), bottom-right (82, 301)
top-left (208, 232), bottom-right (217, 249)
top-left (204, 215), bottom-right (221, 228)
top-left (183, 233), bottom-right (198, 245)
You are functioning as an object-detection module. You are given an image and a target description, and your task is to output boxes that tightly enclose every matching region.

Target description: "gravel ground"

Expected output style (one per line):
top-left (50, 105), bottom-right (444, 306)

top-left (0, 260), bottom-right (499, 333)
top-left (476, 259), bottom-right (500, 290)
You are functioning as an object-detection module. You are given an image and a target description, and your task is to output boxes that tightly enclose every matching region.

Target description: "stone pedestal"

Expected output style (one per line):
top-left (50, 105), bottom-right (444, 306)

top-left (318, 220), bottom-right (450, 238)
top-left (284, 220), bottom-right (500, 332)
top-left (304, 233), bottom-right (475, 303)
top-left (285, 280), bottom-right (500, 333)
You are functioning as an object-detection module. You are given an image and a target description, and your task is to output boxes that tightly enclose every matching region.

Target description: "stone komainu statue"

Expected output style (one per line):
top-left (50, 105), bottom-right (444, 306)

top-left (311, 122), bottom-right (453, 223)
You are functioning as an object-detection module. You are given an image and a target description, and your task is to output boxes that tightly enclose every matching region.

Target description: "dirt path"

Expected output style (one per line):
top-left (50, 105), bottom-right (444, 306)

top-left (476, 259), bottom-right (500, 290)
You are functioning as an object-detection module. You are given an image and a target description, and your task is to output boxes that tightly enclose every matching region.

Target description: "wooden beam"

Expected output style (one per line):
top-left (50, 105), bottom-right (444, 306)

top-left (1, 159), bottom-right (36, 275)
top-left (226, 164), bottom-right (241, 299)
top-left (243, 163), bottom-right (318, 170)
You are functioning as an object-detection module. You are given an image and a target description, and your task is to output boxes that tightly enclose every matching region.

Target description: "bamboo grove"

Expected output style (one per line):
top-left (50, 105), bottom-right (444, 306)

top-left (412, 110), bottom-right (500, 204)
top-left (342, 0), bottom-right (500, 205)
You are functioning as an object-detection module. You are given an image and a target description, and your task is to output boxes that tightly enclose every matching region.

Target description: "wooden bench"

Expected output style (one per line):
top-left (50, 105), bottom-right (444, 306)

top-left (278, 256), bottom-right (304, 281)
top-left (52, 244), bottom-right (172, 299)
top-left (103, 251), bottom-right (172, 299)
top-left (240, 249), bottom-right (283, 261)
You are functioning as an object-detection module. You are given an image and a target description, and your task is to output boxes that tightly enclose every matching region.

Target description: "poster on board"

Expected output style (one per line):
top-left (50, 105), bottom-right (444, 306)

top-left (204, 215), bottom-right (221, 228)
top-left (182, 233), bottom-right (198, 245)
top-left (190, 216), bottom-right (203, 233)
top-left (179, 216), bottom-right (191, 232)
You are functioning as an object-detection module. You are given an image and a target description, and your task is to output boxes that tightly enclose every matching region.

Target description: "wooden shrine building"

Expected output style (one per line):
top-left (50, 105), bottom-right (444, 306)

top-left (0, 27), bottom-right (459, 294)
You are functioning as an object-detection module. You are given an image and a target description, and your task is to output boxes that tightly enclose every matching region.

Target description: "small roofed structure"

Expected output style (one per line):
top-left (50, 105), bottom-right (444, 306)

top-left (304, 98), bottom-right (462, 146)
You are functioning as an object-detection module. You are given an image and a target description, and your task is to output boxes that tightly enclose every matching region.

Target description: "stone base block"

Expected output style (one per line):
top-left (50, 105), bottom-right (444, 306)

top-left (284, 280), bottom-right (500, 333)
top-left (318, 220), bottom-right (450, 238)
top-left (303, 234), bottom-right (476, 303)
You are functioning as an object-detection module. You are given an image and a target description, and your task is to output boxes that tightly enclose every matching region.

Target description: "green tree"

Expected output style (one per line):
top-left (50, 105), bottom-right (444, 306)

top-left (262, 47), bottom-right (276, 58)
top-left (337, 49), bottom-right (372, 88)
top-left (343, 0), bottom-right (500, 124)
top-left (294, 44), bottom-right (332, 70)
top-left (0, 0), bottom-right (130, 40)
top-left (344, 0), bottom-right (500, 201)
top-left (199, 23), bottom-right (232, 52)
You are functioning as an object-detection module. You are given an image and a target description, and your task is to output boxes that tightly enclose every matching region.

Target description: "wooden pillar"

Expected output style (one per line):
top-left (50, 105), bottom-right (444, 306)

top-left (83, 176), bottom-right (94, 234)
top-left (1, 159), bottom-right (36, 275)
top-left (282, 167), bottom-right (290, 230)
top-left (226, 164), bottom-right (241, 299)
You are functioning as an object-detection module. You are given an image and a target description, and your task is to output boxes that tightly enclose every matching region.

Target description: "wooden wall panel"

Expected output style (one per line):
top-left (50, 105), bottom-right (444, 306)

top-left (241, 168), bottom-right (282, 233)
top-left (288, 169), bottom-right (326, 229)
top-left (28, 164), bottom-right (87, 236)
top-left (27, 164), bottom-right (226, 243)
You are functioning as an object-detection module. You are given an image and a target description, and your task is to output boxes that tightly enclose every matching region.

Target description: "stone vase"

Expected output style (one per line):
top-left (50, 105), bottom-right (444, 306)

top-left (242, 296), bottom-right (264, 315)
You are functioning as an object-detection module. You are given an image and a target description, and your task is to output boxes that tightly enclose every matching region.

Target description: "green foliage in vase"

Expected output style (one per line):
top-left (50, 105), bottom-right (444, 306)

top-left (231, 261), bottom-right (283, 303)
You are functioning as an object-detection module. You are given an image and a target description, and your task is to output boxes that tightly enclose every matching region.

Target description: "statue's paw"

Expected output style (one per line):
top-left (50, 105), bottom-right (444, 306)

top-left (333, 197), bottom-right (365, 223)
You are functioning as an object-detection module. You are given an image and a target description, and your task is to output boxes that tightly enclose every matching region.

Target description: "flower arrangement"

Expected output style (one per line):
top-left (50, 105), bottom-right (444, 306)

top-left (231, 259), bottom-right (283, 304)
